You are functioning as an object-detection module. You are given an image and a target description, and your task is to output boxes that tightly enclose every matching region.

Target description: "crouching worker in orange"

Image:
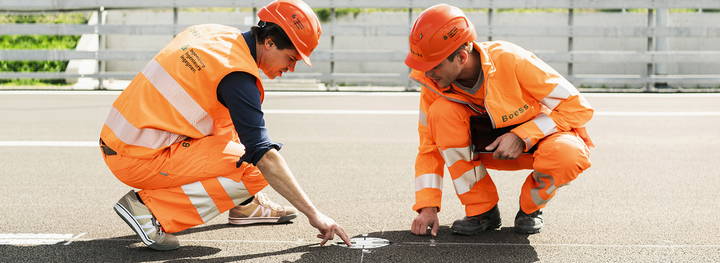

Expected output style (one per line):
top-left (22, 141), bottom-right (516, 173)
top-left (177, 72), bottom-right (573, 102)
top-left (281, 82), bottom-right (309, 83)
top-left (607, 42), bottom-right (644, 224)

top-left (406, 4), bottom-right (594, 236)
top-left (99, 0), bottom-right (351, 250)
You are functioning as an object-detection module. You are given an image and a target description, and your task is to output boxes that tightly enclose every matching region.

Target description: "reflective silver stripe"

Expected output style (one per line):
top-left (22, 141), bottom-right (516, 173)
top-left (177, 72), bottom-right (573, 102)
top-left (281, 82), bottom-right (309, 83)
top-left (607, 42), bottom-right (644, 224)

top-left (419, 110), bottom-right (428, 127)
top-left (541, 77), bottom-right (579, 110)
top-left (105, 106), bottom-right (185, 149)
top-left (533, 113), bottom-right (558, 137)
top-left (141, 59), bottom-right (214, 135)
top-left (217, 177), bottom-right (251, 206)
top-left (530, 171), bottom-right (557, 206)
top-left (453, 164), bottom-right (488, 195)
top-left (441, 146), bottom-right (472, 167)
top-left (415, 173), bottom-right (443, 191)
top-left (181, 181), bottom-right (221, 223)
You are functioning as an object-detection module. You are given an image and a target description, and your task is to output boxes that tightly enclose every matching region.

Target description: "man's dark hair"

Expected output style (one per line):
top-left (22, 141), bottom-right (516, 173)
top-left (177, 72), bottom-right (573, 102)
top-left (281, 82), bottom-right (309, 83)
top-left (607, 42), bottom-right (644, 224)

top-left (251, 21), bottom-right (294, 50)
top-left (447, 42), bottom-right (473, 62)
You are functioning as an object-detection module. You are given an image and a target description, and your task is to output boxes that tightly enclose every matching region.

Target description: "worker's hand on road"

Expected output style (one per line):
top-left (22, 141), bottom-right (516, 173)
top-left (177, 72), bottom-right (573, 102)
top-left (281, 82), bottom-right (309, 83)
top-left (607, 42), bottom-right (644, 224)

top-left (485, 132), bottom-right (525, 160)
top-left (411, 207), bottom-right (440, 236)
top-left (308, 212), bottom-right (352, 246)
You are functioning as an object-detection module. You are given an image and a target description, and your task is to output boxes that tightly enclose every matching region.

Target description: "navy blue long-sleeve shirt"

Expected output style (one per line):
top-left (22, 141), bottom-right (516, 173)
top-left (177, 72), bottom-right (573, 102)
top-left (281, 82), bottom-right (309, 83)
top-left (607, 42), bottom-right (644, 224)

top-left (216, 31), bottom-right (281, 165)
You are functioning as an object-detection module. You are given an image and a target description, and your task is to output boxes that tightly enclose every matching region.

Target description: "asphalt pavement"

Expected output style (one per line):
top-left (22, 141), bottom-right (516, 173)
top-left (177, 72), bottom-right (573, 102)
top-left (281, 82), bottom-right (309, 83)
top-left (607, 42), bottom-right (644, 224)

top-left (0, 91), bottom-right (719, 262)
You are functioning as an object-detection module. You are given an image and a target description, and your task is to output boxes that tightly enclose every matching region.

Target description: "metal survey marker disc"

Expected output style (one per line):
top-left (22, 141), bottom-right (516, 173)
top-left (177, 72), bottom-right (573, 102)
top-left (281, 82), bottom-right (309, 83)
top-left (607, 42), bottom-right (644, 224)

top-left (336, 236), bottom-right (391, 249)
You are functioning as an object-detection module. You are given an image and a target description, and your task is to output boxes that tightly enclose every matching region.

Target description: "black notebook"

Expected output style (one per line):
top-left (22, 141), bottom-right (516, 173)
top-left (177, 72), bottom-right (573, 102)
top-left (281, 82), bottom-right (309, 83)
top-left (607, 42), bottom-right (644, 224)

top-left (469, 115), bottom-right (536, 154)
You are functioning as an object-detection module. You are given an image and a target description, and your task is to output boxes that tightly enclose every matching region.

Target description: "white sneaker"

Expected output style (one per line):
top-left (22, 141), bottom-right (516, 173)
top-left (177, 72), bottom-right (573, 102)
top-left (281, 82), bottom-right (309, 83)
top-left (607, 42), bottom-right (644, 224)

top-left (113, 190), bottom-right (179, 250)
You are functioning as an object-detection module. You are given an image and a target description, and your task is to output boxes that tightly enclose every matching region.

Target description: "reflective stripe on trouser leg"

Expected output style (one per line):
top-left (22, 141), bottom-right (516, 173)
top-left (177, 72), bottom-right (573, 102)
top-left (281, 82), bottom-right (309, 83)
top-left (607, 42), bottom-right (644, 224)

top-left (139, 174), bottom-right (259, 233)
top-left (520, 131), bottom-right (591, 214)
top-left (452, 163), bottom-right (499, 217)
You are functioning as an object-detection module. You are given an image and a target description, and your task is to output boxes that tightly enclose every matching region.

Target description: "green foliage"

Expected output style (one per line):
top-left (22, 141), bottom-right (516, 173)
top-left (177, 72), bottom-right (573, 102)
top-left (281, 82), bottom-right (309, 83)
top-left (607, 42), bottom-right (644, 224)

top-left (0, 13), bottom-right (86, 85)
top-left (0, 35), bottom-right (80, 50)
top-left (497, 8), bottom-right (567, 13)
top-left (0, 13), bottom-right (88, 24)
top-left (313, 8), bottom-right (362, 22)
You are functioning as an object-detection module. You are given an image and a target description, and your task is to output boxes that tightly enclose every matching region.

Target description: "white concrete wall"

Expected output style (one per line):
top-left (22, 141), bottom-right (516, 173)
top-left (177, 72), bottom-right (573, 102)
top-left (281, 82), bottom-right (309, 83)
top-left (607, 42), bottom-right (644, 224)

top-left (103, 9), bottom-right (720, 81)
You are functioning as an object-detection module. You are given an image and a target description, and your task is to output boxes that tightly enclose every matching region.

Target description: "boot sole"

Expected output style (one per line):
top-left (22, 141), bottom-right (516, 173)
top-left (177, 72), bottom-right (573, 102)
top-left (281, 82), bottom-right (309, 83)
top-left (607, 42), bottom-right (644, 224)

top-left (514, 225), bottom-right (542, 234)
top-left (451, 221), bottom-right (502, 236)
top-left (228, 214), bottom-right (297, 225)
top-left (113, 203), bottom-right (155, 247)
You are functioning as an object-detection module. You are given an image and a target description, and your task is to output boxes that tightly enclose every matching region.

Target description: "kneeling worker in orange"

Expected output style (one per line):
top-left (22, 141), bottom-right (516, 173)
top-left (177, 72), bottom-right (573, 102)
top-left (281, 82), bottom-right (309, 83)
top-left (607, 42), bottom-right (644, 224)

top-left (99, 0), bottom-right (351, 250)
top-left (406, 4), bottom-right (594, 236)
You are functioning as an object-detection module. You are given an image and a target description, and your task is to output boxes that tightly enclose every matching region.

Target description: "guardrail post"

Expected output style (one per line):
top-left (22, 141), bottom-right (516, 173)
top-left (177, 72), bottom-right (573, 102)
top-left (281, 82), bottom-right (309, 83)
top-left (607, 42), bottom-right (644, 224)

top-left (96, 6), bottom-right (105, 90)
top-left (487, 7), bottom-right (494, 41)
top-left (655, 8), bottom-right (669, 89)
top-left (406, 5), bottom-right (413, 91)
top-left (329, 7), bottom-right (336, 91)
top-left (173, 7), bottom-right (179, 37)
top-left (567, 7), bottom-right (574, 82)
top-left (645, 8), bottom-right (655, 92)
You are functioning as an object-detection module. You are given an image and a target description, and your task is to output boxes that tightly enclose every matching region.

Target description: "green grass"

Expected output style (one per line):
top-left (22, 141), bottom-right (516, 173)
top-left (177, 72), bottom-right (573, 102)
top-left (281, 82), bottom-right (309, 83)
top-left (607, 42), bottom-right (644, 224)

top-left (1, 13), bottom-right (87, 86)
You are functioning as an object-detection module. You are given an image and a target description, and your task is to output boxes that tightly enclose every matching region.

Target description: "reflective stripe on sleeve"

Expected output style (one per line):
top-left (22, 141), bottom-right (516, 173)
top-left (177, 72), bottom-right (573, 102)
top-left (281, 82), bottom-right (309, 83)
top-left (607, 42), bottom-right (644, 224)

top-left (441, 146), bottom-right (472, 167)
top-left (532, 113), bottom-right (558, 137)
top-left (217, 177), bottom-right (251, 206)
top-left (541, 77), bottom-right (579, 110)
top-left (105, 107), bottom-right (186, 149)
top-left (419, 110), bottom-right (428, 127)
top-left (141, 59), bottom-right (214, 135)
top-left (453, 164), bottom-right (488, 195)
top-left (415, 173), bottom-right (443, 191)
top-left (181, 181), bottom-right (221, 223)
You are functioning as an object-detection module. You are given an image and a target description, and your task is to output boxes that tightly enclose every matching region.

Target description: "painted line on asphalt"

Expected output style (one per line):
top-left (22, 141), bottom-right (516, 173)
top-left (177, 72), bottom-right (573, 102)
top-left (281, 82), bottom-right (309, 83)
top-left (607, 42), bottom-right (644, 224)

top-left (0, 141), bottom-right (97, 147)
top-left (0, 233), bottom-right (75, 245)
top-left (397, 241), bottom-right (720, 248)
top-left (60, 237), bottom-right (720, 249)
top-left (263, 109), bottom-right (720, 116)
top-left (2, 90), bottom-right (720, 97)
top-left (63, 232), bottom-right (87, 245)
top-left (4, 235), bottom-right (718, 249)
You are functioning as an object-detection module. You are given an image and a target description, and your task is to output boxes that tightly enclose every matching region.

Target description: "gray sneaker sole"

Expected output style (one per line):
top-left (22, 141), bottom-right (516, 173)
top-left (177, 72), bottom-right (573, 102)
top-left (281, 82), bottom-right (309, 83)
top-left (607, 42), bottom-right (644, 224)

top-left (113, 203), bottom-right (155, 246)
top-left (228, 214), bottom-right (297, 225)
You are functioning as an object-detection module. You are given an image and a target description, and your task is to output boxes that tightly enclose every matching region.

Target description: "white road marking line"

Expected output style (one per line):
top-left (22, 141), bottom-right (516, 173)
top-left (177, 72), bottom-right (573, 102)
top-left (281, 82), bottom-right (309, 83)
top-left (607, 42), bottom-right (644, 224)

top-left (264, 110), bottom-right (720, 116)
top-left (264, 109), bottom-right (418, 115)
top-left (0, 141), bottom-right (97, 147)
top-left (1, 90), bottom-right (720, 97)
top-left (64, 237), bottom-right (720, 249)
top-left (63, 232), bottom-right (86, 245)
top-left (0, 233), bottom-right (74, 245)
top-left (398, 241), bottom-right (720, 248)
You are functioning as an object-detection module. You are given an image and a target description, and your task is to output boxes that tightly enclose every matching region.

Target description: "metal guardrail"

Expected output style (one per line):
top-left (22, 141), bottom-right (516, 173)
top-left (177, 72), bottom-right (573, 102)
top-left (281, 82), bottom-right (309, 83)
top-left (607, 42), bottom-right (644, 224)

top-left (1, 0), bottom-right (720, 90)
top-left (3, 0), bottom-right (720, 11)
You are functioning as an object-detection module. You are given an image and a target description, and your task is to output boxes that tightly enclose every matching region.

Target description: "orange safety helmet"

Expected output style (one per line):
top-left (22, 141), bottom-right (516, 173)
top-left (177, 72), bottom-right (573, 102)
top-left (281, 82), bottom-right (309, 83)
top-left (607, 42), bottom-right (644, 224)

top-left (405, 4), bottom-right (477, 72)
top-left (258, 0), bottom-right (323, 66)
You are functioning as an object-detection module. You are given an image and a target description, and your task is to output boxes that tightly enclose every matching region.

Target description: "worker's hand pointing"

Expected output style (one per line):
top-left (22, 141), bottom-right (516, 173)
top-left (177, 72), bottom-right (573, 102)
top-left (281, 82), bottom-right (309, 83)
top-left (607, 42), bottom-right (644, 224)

top-left (485, 132), bottom-right (525, 160)
top-left (308, 212), bottom-right (351, 246)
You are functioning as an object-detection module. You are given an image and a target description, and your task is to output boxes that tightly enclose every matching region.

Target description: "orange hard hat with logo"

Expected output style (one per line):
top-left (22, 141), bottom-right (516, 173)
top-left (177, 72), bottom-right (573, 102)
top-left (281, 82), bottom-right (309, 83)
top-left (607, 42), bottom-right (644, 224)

top-left (405, 4), bottom-right (477, 72)
top-left (258, 0), bottom-right (323, 66)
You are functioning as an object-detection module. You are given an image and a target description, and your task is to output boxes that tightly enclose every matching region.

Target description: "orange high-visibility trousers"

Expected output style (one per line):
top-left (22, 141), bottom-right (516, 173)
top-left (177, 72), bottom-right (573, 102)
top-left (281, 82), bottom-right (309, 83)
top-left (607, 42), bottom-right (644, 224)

top-left (101, 126), bottom-right (268, 233)
top-left (427, 98), bottom-right (591, 216)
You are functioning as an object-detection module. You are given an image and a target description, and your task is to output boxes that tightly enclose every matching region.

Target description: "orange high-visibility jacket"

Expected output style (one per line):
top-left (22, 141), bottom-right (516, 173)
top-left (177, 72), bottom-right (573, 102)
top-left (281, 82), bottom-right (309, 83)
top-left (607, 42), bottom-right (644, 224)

top-left (100, 24), bottom-right (264, 159)
top-left (410, 41), bottom-right (594, 212)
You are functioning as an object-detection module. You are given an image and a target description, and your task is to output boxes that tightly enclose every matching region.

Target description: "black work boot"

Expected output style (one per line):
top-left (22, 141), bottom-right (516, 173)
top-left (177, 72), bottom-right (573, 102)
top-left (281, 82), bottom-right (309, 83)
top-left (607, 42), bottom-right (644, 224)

top-left (514, 209), bottom-right (543, 234)
top-left (450, 206), bottom-right (501, 235)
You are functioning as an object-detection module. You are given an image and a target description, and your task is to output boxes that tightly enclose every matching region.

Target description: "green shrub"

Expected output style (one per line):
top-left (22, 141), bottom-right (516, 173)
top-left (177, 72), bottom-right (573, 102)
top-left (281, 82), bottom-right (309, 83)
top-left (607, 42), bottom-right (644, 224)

top-left (1, 13), bottom-right (86, 85)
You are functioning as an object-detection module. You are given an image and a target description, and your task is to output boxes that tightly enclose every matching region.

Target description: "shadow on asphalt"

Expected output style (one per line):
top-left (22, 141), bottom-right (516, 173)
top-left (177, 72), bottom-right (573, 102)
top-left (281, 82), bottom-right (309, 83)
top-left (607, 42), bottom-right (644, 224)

top-left (0, 235), bottom-right (221, 262)
top-left (167, 226), bottom-right (539, 262)
top-left (0, 226), bottom-right (538, 262)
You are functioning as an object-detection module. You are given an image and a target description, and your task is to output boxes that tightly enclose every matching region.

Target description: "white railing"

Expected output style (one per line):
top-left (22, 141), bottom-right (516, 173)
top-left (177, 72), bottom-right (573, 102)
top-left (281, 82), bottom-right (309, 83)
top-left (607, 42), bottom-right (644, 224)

top-left (2, 0), bottom-right (720, 91)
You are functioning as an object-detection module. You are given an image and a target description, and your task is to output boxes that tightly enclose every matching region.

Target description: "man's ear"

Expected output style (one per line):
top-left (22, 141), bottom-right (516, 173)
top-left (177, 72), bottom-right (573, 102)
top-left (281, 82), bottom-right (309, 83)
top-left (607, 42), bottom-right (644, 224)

top-left (264, 38), bottom-right (275, 49)
top-left (458, 48), bottom-right (470, 65)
